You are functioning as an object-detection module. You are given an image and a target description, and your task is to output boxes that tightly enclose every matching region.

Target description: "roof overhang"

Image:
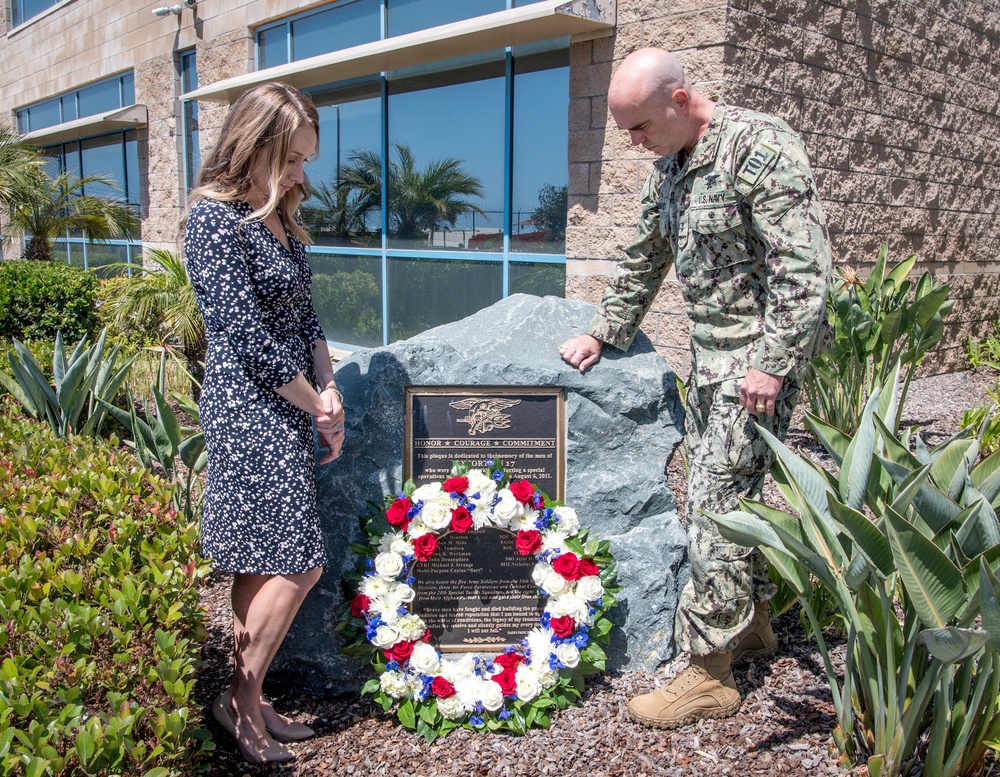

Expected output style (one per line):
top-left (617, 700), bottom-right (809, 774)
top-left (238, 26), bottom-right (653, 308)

top-left (183, 0), bottom-right (615, 104)
top-left (22, 105), bottom-right (148, 144)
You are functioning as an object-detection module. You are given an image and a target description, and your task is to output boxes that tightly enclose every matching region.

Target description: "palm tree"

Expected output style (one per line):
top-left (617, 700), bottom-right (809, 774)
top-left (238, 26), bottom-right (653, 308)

top-left (341, 143), bottom-right (485, 243)
top-left (100, 248), bottom-right (206, 391)
top-left (0, 124), bottom-right (41, 209)
top-left (6, 169), bottom-right (140, 262)
top-left (299, 178), bottom-right (373, 242)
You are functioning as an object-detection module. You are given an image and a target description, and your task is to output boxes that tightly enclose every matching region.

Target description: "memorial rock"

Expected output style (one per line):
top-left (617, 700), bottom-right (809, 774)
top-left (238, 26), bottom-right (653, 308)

top-left (273, 294), bottom-right (688, 691)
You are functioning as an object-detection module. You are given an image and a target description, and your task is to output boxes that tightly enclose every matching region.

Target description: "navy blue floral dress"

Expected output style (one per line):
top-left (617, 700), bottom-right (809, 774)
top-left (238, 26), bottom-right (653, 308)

top-left (184, 198), bottom-right (327, 575)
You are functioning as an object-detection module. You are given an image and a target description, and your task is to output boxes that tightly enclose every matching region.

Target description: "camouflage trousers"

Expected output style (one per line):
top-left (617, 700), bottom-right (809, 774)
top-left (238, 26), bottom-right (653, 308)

top-left (674, 377), bottom-right (798, 656)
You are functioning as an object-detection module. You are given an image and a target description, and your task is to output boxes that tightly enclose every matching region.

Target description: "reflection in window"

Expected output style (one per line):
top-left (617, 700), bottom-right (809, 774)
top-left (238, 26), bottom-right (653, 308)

top-left (10, 0), bottom-right (59, 28)
top-left (388, 256), bottom-right (502, 342)
top-left (292, 0), bottom-right (380, 60)
top-left (180, 50), bottom-right (201, 197)
top-left (309, 252), bottom-right (383, 346)
top-left (16, 73), bottom-right (136, 134)
top-left (512, 46), bottom-right (569, 254)
top-left (258, 23), bottom-right (289, 69)
top-left (509, 261), bottom-right (566, 298)
top-left (387, 55), bottom-right (505, 251)
top-left (301, 80), bottom-right (382, 249)
top-left (387, 0), bottom-right (503, 38)
top-left (44, 130), bottom-right (138, 207)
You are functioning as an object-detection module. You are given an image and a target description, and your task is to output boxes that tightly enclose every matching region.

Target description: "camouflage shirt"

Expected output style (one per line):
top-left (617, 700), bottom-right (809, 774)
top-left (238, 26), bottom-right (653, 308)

top-left (588, 100), bottom-right (832, 386)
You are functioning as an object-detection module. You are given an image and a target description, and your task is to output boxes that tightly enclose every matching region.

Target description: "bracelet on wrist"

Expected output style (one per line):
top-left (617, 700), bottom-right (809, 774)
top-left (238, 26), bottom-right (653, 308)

top-left (322, 384), bottom-right (343, 403)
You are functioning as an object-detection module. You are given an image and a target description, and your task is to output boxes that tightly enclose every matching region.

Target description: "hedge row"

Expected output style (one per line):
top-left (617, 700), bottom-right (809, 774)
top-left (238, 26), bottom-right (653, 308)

top-left (0, 261), bottom-right (99, 342)
top-left (0, 405), bottom-right (212, 775)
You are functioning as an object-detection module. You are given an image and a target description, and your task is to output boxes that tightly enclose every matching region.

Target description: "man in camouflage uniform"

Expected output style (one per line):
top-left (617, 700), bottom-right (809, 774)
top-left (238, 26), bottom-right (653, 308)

top-left (560, 48), bottom-right (831, 728)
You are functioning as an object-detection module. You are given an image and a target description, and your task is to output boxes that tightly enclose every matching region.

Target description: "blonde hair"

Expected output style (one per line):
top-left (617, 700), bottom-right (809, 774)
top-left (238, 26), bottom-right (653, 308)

top-left (188, 82), bottom-right (319, 244)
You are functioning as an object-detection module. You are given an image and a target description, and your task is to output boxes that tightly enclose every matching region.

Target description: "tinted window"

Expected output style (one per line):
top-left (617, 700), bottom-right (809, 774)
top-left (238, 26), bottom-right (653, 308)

top-left (258, 23), bottom-right (289, 69)
top-left (78, 79), bottom-right (121, 117)
top-left (292, 0), bottom-right (380, 59)
top-left (387, 0), bottom-right (503, 37)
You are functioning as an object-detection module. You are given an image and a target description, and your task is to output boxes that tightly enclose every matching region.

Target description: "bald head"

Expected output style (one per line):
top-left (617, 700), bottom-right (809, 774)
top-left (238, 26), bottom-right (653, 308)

top-left (609, 48), bottom-right (692, 113)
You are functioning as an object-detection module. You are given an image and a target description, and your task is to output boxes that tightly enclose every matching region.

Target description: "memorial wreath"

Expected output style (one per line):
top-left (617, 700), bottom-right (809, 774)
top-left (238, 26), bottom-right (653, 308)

top-left (338, 460), bottom-right (619, 741)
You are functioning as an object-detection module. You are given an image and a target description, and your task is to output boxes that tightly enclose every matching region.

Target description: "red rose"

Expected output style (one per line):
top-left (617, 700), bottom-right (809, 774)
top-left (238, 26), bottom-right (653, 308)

top-left (492, 668), bottom-right (518, 696)
top-left (431, 676), bottom-right (456, 698)
top-left (386, 497), bottom-right (412, 529)
top-left (493, 651), bottom-right (525, 672)
top-left (515, 529), bottom-right (543, 556)
top-left (450, 505), bottom-right (473, 533)
top-left (553, 552), bottom-right (582, 580)
top-left (579, 558), bottom-right (600, 578)
top-left (412, 533), bottom-right (438, 562)
top-left (350, 594), bottom-right (370, 617)
top-left (442, 476), bottom-right (469, 494)
top-left (386, 639), bottom-right (414, 662)
top-left (420, 629), bottom-right (432, 643)
top-left (510, 479), bottom-right (534, 504)
top-left (550, 615), bottom-right (576, 638)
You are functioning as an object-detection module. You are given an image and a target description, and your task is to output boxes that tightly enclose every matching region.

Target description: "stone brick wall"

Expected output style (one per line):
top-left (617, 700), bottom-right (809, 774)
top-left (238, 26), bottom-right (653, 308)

top-left (566, 0), bottom-right (1000, 376)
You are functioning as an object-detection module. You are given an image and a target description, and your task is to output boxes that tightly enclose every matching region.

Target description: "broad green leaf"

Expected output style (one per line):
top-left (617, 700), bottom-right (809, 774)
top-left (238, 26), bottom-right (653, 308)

top-left (705, 510), bottom-right (788, 554)
top-left (930, 438), bottom-right (975, 499)
top-left (53, 330), bottom-right (67, 384)
top-left (804, 413), bottom-right (850, 466)
top-left (954, 499), bottom-right (1000, 558)
top-left (829, 499), bottom-right (894, 578)
top-left (971, 448), bottom-right (1000, 490)
top-left (840, 388), bottom-right (879, 511)
top-left (153, 386), bottom-right (183, 452)
top-left (179, 433), bottom-right (206, 471)
top-left (879, 456), bottom-right (959, 534)
top-left (876, 359), bottom-right (902, 434)
top-left (757, 422), bottom-right (836, 524)
top-left (885, 507), bottom-right (965, 628)
top-left (979, 559), bottom-right (1000, 652)
top-left (760, 547), bottom-right (811, 596)
top-left (917, 627), bottom-right (988, 664)
top-left (874, 414), bottom-right (921, 469)
top-left (74, 730), bottom-right (94, 767)
top-left (889, 462), bottom-right (934, 517)
top-left (844, 552), bottom-right (871, 590)
top-left (884, 252), bottom-right (916, 291)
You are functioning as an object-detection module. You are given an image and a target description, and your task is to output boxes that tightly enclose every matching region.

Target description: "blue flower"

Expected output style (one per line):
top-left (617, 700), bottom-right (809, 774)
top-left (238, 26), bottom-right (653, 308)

top-left (365, 558), bottom-right (374, 569)
top-left (470, 715), bottom-right (484, 727)
top-left (498, 707), bottom-right (510, 720)
top-left (485, 660), bottom-right (495, 673)
top-left (407, 500), bottom-right (424, 519)
top-left (402, 554), bottom-right (414, 564)
top-left (474, 701), bottom-right (484, 714)
top-left (534, 516), bottom-right (547, 530)
top-left (540, 613), bottom-right (551, 628)
top-left (548, 654), bottom-right (563, 670)
top-left (485, 458), bottom-right (495, 467)
top-left (386, 660), bottom-right (400, 671)
top-left (405, 576), bottom-right (416, 586)
top-left (574, 630), bottom-right (589, 648)
top-left (492, 471), bottom-right (504, 482)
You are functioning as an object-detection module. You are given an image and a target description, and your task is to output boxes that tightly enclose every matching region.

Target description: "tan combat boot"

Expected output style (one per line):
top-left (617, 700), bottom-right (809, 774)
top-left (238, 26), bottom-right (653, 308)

top-left (626, 651), bottom-right (741, 729)
top-left (731, 601), bottom-right (778, 666)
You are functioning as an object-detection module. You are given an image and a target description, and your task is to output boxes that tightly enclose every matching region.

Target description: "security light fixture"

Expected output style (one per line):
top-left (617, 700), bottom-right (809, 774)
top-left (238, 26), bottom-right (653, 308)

top-left (152, 0), bottom-right (195, 16)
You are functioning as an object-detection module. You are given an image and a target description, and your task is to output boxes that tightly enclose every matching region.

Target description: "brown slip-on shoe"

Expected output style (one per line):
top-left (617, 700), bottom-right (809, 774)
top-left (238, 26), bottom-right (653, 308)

top-left (732, 601), bottom-right (778, 666)
top-left (627, 652), bottom-right (741, 729)
top-left (262, 699), bottom-right (315, 742)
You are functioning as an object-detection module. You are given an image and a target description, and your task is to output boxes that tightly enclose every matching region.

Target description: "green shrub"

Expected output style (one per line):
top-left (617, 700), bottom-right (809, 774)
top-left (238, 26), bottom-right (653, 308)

top-left (0, 408), bottom-right (212, 775)
top-left (0, 261), bottom-right (100, 341)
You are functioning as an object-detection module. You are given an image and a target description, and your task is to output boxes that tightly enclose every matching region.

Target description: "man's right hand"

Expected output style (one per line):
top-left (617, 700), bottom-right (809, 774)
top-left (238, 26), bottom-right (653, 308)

top-left (559, 334), bottom-right (603, 373)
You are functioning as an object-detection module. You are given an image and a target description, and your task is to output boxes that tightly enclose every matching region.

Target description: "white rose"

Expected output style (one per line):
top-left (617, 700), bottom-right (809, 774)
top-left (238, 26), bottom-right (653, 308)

top-left (406, 520), bottom-right (432, 539)
top-left (515, 665), bottom-right (541, 702)
top-left (437, 694), bottom-right (466, 720)
top-left (420, 500), bottom-right (452, 531)
top-left (536, 665), bottom-right (560, 688)
top-left (532, 562), bottom-right (551, 588)
top-left (492, 490), bottom-right (521, 527)
top-left (480, 678), bottom-right (505, 711)
top-left (394, 613), bottom-right (426, 641)
top-left (379, 670), bottom-right (409, 698)
top-left (556, 642), bottom-right (581, 669)
top-left (409, 641), bottom-right (440, 675)
top-left (466, 470), bottom-right (498, 505)
top-left (575, 575), bottom-right (604, 602)
top-left (412, 482), bottom-right (443, 502)
top-left (554, 506), bottom-right (580, 535)
top-left (374, 551), bottom-right (404, 581)
top-left (372, 623), bottom-right (400, 648)
top-left (542, 569), bottom-right (571, 596)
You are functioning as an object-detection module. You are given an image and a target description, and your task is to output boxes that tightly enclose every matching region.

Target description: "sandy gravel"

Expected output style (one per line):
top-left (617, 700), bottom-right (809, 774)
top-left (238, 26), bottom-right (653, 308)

top-left (194, 370), bottom-right (999, 777)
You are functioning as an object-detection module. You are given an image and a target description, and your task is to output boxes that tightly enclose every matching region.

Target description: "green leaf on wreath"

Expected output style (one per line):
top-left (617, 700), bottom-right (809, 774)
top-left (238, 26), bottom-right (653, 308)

top-left (397, 699), bottom-right (417, 729)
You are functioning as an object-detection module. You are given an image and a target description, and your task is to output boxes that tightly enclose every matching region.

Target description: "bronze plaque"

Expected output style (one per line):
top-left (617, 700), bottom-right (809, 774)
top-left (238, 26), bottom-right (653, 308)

top-left (404, 386), bottom-right (565, 500)
top-left (411, 527), bottom-right (543, 652)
